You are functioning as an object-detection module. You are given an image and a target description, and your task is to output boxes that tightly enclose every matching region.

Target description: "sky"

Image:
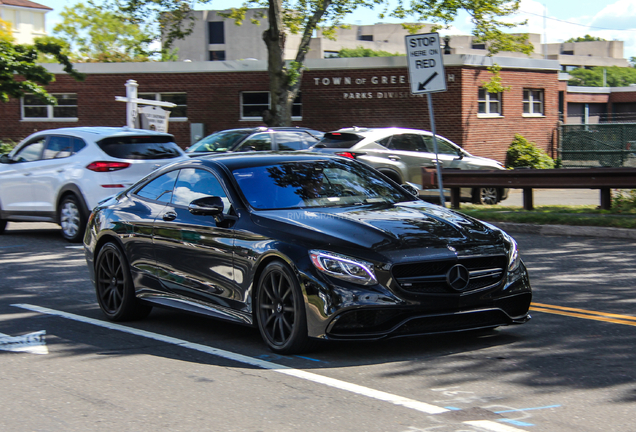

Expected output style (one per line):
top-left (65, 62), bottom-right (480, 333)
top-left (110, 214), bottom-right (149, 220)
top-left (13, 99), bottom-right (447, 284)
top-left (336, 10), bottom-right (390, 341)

top-left (38, 0), bottom-right (636, 60)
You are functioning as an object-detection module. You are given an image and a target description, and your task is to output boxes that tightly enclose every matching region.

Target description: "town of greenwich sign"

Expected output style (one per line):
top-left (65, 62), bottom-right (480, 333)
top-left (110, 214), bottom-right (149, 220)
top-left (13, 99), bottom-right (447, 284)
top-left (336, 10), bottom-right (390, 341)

top-left (313, 75), bottom-right (424, 100)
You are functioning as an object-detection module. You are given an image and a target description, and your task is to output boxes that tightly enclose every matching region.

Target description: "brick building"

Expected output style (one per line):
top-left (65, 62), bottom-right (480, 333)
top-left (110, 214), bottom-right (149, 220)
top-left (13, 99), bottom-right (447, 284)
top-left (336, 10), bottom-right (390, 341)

top-left (0, 55), bottom-right (561, 163)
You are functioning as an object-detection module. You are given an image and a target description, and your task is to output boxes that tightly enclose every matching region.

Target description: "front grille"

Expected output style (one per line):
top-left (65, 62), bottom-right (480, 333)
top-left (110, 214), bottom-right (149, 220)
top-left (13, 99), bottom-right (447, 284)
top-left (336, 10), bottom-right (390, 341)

top-left (393, 310), bottom-right (508, 335)
top-left (392, 255), bottom-right (507, 295)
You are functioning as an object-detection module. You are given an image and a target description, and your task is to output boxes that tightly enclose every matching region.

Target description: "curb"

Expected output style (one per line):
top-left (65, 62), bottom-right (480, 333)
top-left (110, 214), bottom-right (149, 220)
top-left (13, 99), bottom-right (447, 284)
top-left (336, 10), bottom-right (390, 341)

top-left (486, 221), bottom-right (636, 240)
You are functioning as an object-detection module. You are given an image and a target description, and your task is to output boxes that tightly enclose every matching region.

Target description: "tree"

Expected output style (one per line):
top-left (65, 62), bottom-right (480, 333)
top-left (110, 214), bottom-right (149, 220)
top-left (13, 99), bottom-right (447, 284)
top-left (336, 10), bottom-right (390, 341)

top-left (337, 46), bottom-right (403, 57)
top-left (105, 0), bottom-right (533, 126)
top-left (53, 2), bottom-right (156, 62)
top-left (564, 34), bottom-right (606, 43)
top-left (567, 66), bottom-right (636, 87)
top-left (0, 19), bottom-right (84, 104)
top-left (506, 134), bottom-right (555, 169)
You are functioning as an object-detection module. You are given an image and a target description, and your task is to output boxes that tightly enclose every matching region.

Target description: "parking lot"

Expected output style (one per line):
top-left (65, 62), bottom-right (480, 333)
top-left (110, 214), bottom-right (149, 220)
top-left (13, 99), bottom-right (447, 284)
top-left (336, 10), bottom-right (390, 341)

top-left (1, 222), bottom-right (635, 432)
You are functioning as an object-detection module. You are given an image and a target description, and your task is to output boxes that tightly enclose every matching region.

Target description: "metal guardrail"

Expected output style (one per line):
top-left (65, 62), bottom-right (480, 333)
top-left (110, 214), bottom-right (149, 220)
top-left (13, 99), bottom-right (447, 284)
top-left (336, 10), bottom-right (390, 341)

top-left (421, 167), bottom-right (636, 210)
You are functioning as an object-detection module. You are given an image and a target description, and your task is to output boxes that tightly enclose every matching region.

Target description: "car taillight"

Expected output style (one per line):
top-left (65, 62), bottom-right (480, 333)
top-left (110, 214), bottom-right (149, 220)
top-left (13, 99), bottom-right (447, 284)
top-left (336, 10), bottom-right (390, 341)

top-left (86, 161), bottom-right (131, 172)
top-left (335, 152), bottom-right (356, 159)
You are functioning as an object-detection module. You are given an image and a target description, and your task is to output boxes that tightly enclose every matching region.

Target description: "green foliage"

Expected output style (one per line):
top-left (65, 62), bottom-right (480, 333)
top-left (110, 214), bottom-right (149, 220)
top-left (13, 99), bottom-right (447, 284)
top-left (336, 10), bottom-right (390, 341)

top-left (567, 66), bottom-right (636, 87)
top-left (565, 34), bottom-right (606, 43)
top-left (0, 139), bottom-right (16, 154)
top-left (481, 63), bottom-right (510, 93)
top-left (337, 46), bottom-right (403, 58)
top-left (0, 36), bottom-right (84, 104)
top-left (612, 189), bottom-right (636, 213)
top-left (53, 2), bottom-right (155, 62)
top-left (506, 134), bottom-right (555, 169)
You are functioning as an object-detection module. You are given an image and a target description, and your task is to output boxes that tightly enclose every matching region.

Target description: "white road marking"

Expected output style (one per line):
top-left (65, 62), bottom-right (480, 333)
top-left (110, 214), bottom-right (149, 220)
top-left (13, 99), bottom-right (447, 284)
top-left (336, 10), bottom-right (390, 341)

top-left (0, 330), bottom-right (48, 355)
top-left (12, 303), bottom-right (527, 430)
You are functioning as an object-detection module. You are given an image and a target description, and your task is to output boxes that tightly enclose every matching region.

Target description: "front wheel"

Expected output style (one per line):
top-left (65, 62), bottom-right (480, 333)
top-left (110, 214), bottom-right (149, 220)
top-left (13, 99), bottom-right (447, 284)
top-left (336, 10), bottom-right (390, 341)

top-left (473, 187), bottom-right (499, 205)
top-left (95, 242), bottom-right (152, 321)
top-left (59, 194), bottom-right (86, 242)
top-left (256, 261), bottom-right (312, 354)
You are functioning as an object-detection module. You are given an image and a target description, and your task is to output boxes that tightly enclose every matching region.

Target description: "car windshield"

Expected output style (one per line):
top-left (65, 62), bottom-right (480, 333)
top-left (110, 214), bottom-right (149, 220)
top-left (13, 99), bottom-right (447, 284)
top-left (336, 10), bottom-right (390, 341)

top-left (315, 132), bottom-right (364, 149)
top-left (232, 159), bottom-right (411, 210)
top-left (188, 131), bottom-right (251, 153)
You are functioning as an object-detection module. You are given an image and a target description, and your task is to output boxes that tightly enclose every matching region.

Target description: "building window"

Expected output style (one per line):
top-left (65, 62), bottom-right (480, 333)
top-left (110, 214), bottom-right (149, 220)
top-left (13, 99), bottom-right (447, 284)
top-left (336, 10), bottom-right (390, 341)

top-left (472, 43), bottom-right (486, 50)
top-left (324, 51), bottom-right (339, 59)
top-left (523, 89), bottom-right (544, 116)
top-left (209, 50), bottom-right (226, 61)
top-left (138, 92), bottom-right (187, 119)
top-left (241, 92), bottom-right (302, 120)
top-left (358, 35), bottom-right (373, 41)
top-left (208, 21), bottom-right (224, 44)
top-left (21, 93), bottom-right (77, 120)
top-left (477, 89), bottom-right (502, 116)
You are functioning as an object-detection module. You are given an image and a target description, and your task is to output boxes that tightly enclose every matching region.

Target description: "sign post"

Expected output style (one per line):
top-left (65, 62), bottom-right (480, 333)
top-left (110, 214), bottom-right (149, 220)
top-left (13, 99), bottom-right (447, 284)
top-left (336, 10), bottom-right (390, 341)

top-left (115, 79), bottom-right (176, 131)
top-left (405, 33), bottom-right (447, 207)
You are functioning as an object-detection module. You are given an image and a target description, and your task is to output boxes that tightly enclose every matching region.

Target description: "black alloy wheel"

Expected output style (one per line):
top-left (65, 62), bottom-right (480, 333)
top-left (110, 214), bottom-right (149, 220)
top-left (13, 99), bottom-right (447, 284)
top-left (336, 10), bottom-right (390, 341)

top-left (256, 261), bottom-right (311, 354)
top-left (95, 242), bottom-right (152, 321)
top-left (473, 187), bottom-right (499, 205)
top-left (59, 194), bottom-right (86, 242)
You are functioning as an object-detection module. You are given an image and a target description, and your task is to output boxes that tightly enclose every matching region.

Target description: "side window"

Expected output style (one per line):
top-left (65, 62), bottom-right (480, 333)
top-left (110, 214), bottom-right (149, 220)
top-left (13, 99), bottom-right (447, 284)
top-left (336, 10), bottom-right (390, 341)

top-left (235, 133), bottom-right (272, 152)
top-left (74, 138), bottom-right (87, 154)
top-left (390, 134), bottom-right (424, 152)
top-left (136, 170), bottom-right (179, 203)
top-left (435, 138), bottom-right (461, 155)
top-left (377, 136), bottom-right (391, 148)
top-left (172, 168), bottom-right (230, 213)
top-left (277, 132), bottom-right (316, 151)
top-left (43, 136), bottom-right (73, 159)
top-left (13, 138), bottom-right (46, 162)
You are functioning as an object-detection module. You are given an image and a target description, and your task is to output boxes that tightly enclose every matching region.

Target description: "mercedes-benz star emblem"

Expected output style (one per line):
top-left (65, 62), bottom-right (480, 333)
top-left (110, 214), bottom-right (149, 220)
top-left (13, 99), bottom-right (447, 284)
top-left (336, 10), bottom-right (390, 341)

top-left (446, 264), bottom-right (470, 291)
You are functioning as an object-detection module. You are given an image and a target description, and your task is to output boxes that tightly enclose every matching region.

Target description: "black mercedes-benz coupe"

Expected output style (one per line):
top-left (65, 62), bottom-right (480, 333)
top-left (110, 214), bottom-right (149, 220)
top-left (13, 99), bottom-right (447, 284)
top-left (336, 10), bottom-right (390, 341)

top-left (84, 152), bottom-right (531, 354)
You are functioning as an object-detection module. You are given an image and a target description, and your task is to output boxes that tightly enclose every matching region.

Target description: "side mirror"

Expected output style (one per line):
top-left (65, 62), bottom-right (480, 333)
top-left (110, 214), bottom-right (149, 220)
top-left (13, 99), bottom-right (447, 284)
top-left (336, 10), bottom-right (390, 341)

top-left (189, 196), bottom-right (224, 216)
top-left (401, 183), bottom-right (420, 197)
top-left (0, 153), bottom-right (12, 164)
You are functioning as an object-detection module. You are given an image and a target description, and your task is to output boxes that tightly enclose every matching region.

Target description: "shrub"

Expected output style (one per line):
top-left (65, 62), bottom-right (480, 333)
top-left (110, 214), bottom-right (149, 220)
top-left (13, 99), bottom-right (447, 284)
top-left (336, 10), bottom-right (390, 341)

top-left (0, 139), bottom-right (17, 155)
top-left (612, 189), bottom-right (636, 213)
top-left (506, 134), bottom-right (555, 169)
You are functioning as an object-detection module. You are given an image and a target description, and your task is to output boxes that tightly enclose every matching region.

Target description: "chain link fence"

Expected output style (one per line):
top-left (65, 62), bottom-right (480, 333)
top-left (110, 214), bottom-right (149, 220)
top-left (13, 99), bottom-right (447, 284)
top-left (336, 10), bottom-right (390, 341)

top-left (559, 123), bottom-right (636, 168)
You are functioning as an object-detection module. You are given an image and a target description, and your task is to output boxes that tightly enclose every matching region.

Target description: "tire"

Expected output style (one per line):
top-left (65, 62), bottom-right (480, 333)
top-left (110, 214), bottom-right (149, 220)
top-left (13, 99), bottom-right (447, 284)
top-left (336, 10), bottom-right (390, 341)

top-left (95, 242), bottom-right (152, 321)
top-left (379, 170), bottom-right (402, 185)
top-left (256, 261), bottom-right (312, 354)
top-left (0, 219), bottom-right (6, 235)
top-left (473, 187), bottom-right (499, 205)
top-left (59, 194), bottom-right (86, 243)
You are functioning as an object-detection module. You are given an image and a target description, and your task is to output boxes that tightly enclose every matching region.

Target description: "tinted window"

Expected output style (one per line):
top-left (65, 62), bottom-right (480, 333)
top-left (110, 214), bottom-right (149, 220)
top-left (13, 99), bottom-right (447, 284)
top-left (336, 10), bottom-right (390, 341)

top-left (172, 168), bottom-right (228, 210)
top-left (233, 160), bottom-right (409, 210)
top-left (316, 132), bottom-right (364, 149)
top-left (97, 135), bottom-right (182, 160)
top-left (43, 136), bottom-right (73, 159)
top-left (276, 131), bottom-right (317, 151)
top-left (188, 131), bottom-right (251, 153)
top-left (389, 134), bottom-right (424, 152)
top-left (235, 132), bottom-right (272, 152)
top-left (136, 171), bottom-right (179, 202)
top-left (13, 139), bottom-right (45, 162)
top-left (74, 138), bottom-right (87, 153)
top-left (422, 136), bottom-right (459, 155)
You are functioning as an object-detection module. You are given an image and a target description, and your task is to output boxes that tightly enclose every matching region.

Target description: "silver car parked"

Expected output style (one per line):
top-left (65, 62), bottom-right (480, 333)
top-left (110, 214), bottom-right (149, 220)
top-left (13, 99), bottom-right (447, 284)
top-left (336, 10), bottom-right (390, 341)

top-left (312, 127), bottom-right (508, 204)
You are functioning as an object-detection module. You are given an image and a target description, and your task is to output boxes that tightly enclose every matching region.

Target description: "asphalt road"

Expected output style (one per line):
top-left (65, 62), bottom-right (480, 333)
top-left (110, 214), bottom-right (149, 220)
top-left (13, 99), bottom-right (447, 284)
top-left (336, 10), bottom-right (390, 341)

top-left (1, 222), bottom-right (635, 432)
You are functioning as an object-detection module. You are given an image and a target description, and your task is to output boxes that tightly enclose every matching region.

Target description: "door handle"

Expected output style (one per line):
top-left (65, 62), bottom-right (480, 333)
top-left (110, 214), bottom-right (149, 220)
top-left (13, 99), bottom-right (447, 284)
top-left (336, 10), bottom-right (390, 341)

top-left (388, 155), bottom-right (401, 161)
top-left (162, 212), bottom-right (177, 221)
top-left (57, 169), bottom-right (65, 173)
top-left (23, 172), bottom-right (32, 176)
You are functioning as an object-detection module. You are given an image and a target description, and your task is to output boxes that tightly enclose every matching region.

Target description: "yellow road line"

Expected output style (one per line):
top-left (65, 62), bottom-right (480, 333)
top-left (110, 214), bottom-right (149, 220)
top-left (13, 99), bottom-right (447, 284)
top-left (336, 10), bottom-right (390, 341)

top-left (530, 303), bottom-right (636, 327)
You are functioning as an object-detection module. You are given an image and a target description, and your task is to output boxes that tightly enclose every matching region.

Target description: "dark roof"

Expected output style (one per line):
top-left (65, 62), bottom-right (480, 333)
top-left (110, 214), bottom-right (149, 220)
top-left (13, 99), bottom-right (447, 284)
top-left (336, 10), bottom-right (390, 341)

top-left (0, 0), bottom-right (53, 10)
top-left (198, 151), bottom-right (337, 170)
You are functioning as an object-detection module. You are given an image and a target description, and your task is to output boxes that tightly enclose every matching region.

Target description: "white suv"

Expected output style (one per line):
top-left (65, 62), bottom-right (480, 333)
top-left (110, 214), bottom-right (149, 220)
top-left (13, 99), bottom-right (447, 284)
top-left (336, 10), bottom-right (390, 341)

top-left (0, 127), bottom-right (188, 242)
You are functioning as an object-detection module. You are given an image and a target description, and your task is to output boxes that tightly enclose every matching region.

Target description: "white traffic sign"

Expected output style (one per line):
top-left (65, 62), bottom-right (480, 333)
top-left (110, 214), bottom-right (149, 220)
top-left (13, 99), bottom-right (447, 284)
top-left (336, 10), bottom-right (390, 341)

top-left (405, 33), bottom-right (446, 94)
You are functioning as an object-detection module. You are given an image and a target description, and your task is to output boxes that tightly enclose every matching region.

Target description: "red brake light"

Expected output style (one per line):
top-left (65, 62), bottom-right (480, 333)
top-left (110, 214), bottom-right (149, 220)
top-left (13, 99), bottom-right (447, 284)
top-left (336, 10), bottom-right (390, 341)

top-left (335, 152), bottom-right (356, 159)
top-left (86, 161), bottom-right (131, 172)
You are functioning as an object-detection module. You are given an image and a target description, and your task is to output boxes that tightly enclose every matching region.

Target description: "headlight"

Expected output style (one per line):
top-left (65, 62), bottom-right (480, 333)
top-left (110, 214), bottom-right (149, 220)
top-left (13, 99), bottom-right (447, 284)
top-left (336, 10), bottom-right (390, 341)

top-left (309, 250), bottom-right (377, 286)
top-left (503, 233), bottom-right (520, 272)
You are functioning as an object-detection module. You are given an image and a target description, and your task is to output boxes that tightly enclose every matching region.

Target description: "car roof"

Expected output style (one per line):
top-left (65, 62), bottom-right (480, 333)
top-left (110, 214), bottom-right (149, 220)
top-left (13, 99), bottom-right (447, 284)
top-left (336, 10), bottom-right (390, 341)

top-left (331, 127), bottom-right (432, 137)
top-left (29, 126), bottom-right (174, 141)
top-left (195, 151), bottom-right (340, 170)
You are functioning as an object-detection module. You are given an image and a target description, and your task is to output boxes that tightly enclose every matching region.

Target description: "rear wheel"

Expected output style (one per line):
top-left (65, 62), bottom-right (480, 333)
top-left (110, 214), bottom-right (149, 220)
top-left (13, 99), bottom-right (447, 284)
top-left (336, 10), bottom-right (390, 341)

top-left (473, 187), bottom-right (499, 205)
top-left (256, 261), bottom-right (312, 354)
top-left (95, 242), bottom-right (152, 321)
top-left (59, 194), bottom-right (86, 242)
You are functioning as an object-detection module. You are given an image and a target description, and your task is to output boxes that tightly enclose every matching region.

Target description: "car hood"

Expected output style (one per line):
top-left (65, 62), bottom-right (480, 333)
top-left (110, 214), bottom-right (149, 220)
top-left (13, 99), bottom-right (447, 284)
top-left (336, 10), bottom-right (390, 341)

top-left (252, 201), bottom-right (505, 257)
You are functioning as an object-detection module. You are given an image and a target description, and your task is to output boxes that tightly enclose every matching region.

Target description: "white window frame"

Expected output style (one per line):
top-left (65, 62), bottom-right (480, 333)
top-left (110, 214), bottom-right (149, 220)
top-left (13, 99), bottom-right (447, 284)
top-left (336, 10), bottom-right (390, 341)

top-left (477, 89), bottom-right (502, 117)
top-left (240, 91), bottom-right (302, 121)
top-left (523, 89), bottom-right (544, 116)
top-left (138, 92), bottom-right (187, 121)
top-left (21, 93), bottom-right (78, 122)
